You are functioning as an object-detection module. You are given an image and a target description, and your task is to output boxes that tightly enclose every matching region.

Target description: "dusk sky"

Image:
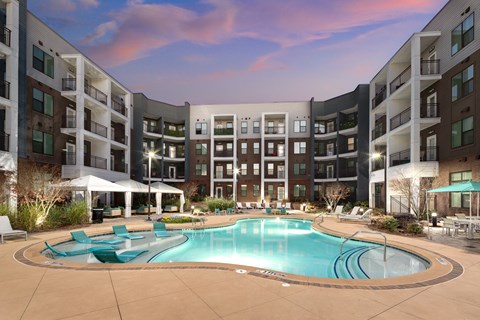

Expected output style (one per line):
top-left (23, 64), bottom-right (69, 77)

top-left (28, 0), bottom-right (449, 105)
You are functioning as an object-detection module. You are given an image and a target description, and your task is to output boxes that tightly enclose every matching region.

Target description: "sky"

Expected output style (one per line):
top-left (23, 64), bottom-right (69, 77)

top-left (28, 0), bottom-right (449, 105)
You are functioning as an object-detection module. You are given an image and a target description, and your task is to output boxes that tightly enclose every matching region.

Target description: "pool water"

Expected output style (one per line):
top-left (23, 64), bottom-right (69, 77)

top-left (150, 219), bottom-right (430, 279)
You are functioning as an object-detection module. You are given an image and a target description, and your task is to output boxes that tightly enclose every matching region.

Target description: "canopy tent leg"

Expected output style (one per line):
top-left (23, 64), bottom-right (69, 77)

top-left (156, 192), bottom-right (162, 215)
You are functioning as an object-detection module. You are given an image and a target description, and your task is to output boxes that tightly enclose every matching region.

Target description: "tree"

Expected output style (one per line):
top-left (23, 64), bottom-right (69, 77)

top-left (321, 182), bottom-right (351, 211)
top-left (178, 181), bottom-right (199, 210)
top-left (389, 172), bottom-right (435, 218)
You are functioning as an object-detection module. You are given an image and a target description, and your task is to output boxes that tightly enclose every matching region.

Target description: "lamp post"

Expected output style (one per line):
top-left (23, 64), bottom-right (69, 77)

top-left (146, 151), bottom-right (154, 222)
top-left (373, 152), bottom-right (387, 213)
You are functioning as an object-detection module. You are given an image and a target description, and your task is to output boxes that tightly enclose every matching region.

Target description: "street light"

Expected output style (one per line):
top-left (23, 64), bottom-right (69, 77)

top-left (146, 151), bottom-right (155, 222)
top-left (373, 152), bottom-right (387, 213)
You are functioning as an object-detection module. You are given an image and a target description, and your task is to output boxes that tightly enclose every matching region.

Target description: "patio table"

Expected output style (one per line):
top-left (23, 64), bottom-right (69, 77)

top-left (455, 219), bottom-right (480, 239)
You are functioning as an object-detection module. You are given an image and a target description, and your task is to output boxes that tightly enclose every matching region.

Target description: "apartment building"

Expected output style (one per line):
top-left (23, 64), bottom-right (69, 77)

top-left (369, 0), bottom-right (480, 215)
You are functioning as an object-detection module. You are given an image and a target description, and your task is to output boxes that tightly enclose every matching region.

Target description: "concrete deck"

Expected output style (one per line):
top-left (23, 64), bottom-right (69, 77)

top-left (1, 213), bottom-right (480, 319)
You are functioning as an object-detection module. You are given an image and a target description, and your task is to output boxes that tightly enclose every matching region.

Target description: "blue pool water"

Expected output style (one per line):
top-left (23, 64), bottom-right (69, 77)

top-left (43, 219), bottom-right (429, 279)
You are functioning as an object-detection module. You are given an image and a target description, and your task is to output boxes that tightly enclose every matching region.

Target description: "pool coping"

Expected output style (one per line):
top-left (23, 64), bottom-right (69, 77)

top-left (15, 215), bottom-right (463, 290)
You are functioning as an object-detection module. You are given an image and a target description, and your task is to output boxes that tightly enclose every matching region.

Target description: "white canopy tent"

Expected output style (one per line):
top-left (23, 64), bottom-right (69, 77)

top-left (115, 179), bottom-right (162, 217)
top-left (151, 182), bottom-right (185, 213)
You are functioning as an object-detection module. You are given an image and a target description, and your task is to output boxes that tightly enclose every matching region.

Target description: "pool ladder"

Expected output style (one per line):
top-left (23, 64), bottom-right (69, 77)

top-left (339, 231), bottom-right (387, 261)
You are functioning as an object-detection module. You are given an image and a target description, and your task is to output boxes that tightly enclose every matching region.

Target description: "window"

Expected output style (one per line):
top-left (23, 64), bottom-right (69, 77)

top-left (294, 163), bottom-right (306, 175)
top-left (241, 121), bottom-right (248, 134)
top-left (253, 184), bottom-right (260, 197)
top-left (294, 142), bottom-right (306, 154)
top-left (253, 163), bottom-right (260, 175)
top-left (267, 184), bottom-right (274, 197)
top-left (241, 142), bottom-right (247, 154)
top-left (452, 13), bottom-right (474, 55)
top-left (294, 120), bottom-right (307, 133)
top-left (452, 65), bottom-right (474, 101)
top-left (347, 137), bottom-right (355, 151)
top-left (195, 164), bottom-right (207, 176)
top-left (33, 88), bottom-right (53, 116)
top-left (195, 143), bottom-right (207, 155)
top-left (327, 121), bottom-right (335, 133)
top-left (195, 122), bottom-right (207, 135)
top-left (226, 143), bottom-right (233, 156)
top-left (253, 142), bottom-right (260, 154)
top-left (253, 121), bottom-right (260, 133)
top-left (33, 45), bottom-right (54, 78)
top-left (226, 163), bottom-right (233, 175)
top-left (314, 122), bottom-right (325, 134)
top-left (241, 163), bottom-right (247, 175)
top-left (294, 185), bottom-right (306, 197)
top-left (267, 142), bottom-right (274, 155)
top-left (452, 116), bottom-right (473, 148)
top-left (450, 171), bottom-right (472, 207)
top-left (241, 185), bottom-right (247, 197)
top-left (226, 122), bottom-right (233, 129)
top-left (267, 163), bottom-right (274, 175)
top-left (198, 184), bottom-right (207, 197)
top-left (32, 130), bottom-right (53, 155)
top-left (215, 144), bottom-right (223, 152)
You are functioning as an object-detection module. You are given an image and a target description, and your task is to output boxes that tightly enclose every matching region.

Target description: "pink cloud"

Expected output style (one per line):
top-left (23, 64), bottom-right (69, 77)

top-left (38, 0), bottom-right (100, 13)
top-left (248, 53), bottom-right (287, 72)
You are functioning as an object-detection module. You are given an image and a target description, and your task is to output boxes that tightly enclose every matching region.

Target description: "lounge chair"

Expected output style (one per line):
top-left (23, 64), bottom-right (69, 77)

top-left (153, 222), bottom-right (170, 237)
top-left (455, 213), bottom-right (468, 220)
top-left (264, 202), bottom-right (271, 209)
top-left (340, 209), bottom-right (372, 222)
top-left (333, 205), bottom-right (344, 215)
top-left (280, 207), bottom-right (287, 215)
top-left (256, 202), bottom-right (263, 209)
top-left (45, 242), bottom-right (118, 257)
top-left (214, 208), bottom-right (222, 215)
top-left (227, 208), bottom-right (234, 215)
top-left (265, 207), bottom-right (272, 214)
top-left (92, 249), bottom-right (148, 263)
top-left (236, 202), bottom-right (244, 210)
top-left (285, 202), bottom-right (292, 210)
top-left (349, 206), bottom-right (361, 215)
top-left (112, 225), bottom-right (145, 240)
top-left (70, 231), bottom-right (125, 245)
top-left (0, 216), bottom-right (27, 244)
top-left (245, 202), bottom-right (253, 209)
top-left (276, 202), bottom-right (282, 209)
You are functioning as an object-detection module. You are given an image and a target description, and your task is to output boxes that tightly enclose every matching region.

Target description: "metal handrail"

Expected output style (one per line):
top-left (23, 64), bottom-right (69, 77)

top-left (340, 231), bottom-right (387, 261)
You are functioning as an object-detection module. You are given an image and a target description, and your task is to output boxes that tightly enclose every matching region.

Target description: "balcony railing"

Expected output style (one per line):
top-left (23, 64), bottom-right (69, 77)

top-left (1, 26), bottom-right (11, 47)
top-left (421, 103), bottom-right (440, 118)
top-left (264, 126), bottom-right (285, 134)
top-left (390, 149), bottom-right (410, 167)
top-left (86, 120), bottom-right (108, 138)
top-left (0, 80), bottom-right (10, 99)
top-left (314, 172), bottom-right (336, 179)
top-left (112, 133), bottom-right (127, 145)
top-left (315, 150), bottom-right (336, 157)
top-left (111, 99), bottom-right (126, 116)
top-left (421, 59), bottom-right (440, 75)
top-left (144, 123), bottom-right (161, 134)
top-left (0, 131), bottom-right (9, 152)
top-left (339, 120), bottom-right (357, 130)
top-left (62, 151), bottom-right (76, 165)
top-left (214, 128), bottom-right (234, 135)
top-left (85, 154), bottom-right (107, 170)
top-left (340, 167), bottom-right (357, 178)
top-left (62, 115), bottom-right (76, 128)
top-left (421, 146), bottom-right (439, 161)
top-left (164, 129), bottom-right (185, 137)
top-left (314, 126), bottom-right (336, 134)
top-left (372, 158), bottom-right (385, 171)
top-left (214, 150), bottom-right (233, 157)
top-left (390, 66), bottom-right (411, 94)
top-left (84, 83), bottom-right (107, 105)
top-left (372, 86), bottom-right (387, 110)
top-left (112, 162), bottom-right (128, 173)
top-left (390, 107), bottom-right (411, 130)
top-left (371, 124), bottom-right (386, 141)
top-left (62, 78), bottom-right (76, 91)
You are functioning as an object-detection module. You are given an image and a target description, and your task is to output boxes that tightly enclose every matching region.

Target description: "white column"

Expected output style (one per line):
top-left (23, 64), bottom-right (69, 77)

top-left (124, 191), bottom-right (131, 218)
top-left (156, 192), bottom-right (162, 215)
top-left (179, 193), bottom-right (185, 213)
top-left (284, 112), bottom-right (289, 200)
top-left (410, 35), bottom-right (422, 163)
top-left (75, 57), bottom-right (85, 169)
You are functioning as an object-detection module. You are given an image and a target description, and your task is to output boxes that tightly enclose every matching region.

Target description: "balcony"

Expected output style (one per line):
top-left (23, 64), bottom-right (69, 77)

top-left (390, 66), bottom-right (411, 95)
top-left (85, 120), bottom-right (108, 138)
top-left (62, 151), bottom-right (76, 165)
top-left (421, 146), bottom-right (439, 161)
top-left (164, 129), bottom-right (185, 137)
top-left (339, 120), bottom-right (357, 130)
top-left (315, 172), bottom-right (336, 179)
top-left (390, 149), bottom-right (410, 167)
top-left (144, 123), bottom-right (161, 134)
top-left (371, 159), bottom-right (385, 171)
top-left (264, 126), bottom-right (285, 134)
top-left (85, 83), bottom-right (107, 105)
top-left (371, 124), bottom-right (386, 141)
top-left (315, 149), bottom-right (336, 157)
top-left (111, 99), bottom-right (126, 116)
top-left (0, 26), bottom-right (11, 47)
top-left (0, 80), bottom-right (10, 99)
top-left (85, 154), bottom-right (107, 170)
top-left (340, 167), bottom-right (357, 178)
top-left (371, 86), bottom-right (386, 110)
top-left (62, 115), bottom-right (76, 128)
top-left (62, 78), bottom-right (76, 91)
top-left (214, 150), bottom-right (233, 157)
top-left (421, 103), bottom-right (440, 118)
top-left (111, 132), bottom-right (127, 145)
top-left (112, 162), bottom-right (128, 173)
top-left (0, 131), bottom-right (9, 152)
top-left (214, 128), bottom-right (234, 135)
top-left (421, 59), bottom-right (440, 75)
top-left (390, 108), bottom-right (411, 130)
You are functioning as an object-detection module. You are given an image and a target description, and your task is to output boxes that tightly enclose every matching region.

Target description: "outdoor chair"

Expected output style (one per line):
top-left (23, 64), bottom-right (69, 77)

top-left (455, 213), bottom-right (468, 220)
top-left (112, 225), bottom-right (145, 240)
top-left (0, 216), bottom-right (27, 244)
top-left (339, 209), bottom-right (372, 222)
top-left (44, 242), bottom-right (118, 257)
top-left (92, 249), bottom-right (148, 263)
top-left (264, 202), bottom-right (271, 209)
top-left (280, 207), bottom-right (287, 215)
top-left (285, 202), bottom-right (292, 210)
top-left (70, 231), bottom-right (125, 245)
top-left (256, 202), bottom-right (263, 209)
top-left (245, 202), bottom-right (253, 209)
top-left (443, 218), bottom-right (460, 236)
top-left (333, 205), bottom-right (344, 215)
top-left (276, 202), bottom-right (282, 209)
top-left (227, 208), bottom-right (234, 215)
top-left (349, 206), bottom-right (361, 215)
top-left (215, 208), bottom-right (222, 215)
top-left (265, 207), bottom-right (272, 214)
top-left (236, 202), bottom-right (244, 210)
top-left (153, 222), bottom-right (170, 237)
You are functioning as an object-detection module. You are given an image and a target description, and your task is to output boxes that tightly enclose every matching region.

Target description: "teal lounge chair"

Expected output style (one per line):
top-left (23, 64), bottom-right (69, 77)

top-left (265, 207), bottom-right (272, 214)
top-left (227, 208), bottom-right (234, 215)
top-left (280, 207), bottom-right (287, 215)
top-left (45, 242), bottom-right (118, 257)
top-left (153, 222), bottom-right (170, 238)
top-left (92, 249), bottom-right (148, 263)
top-left (112, 225), bottom-right (145, 240)
top-left (70, 231), bottom-right (125, 245)
top-left (215, 208), bottom-right (221, 215)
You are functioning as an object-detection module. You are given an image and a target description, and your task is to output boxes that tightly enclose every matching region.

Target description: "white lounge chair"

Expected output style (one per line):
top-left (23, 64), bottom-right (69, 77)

top-left (264, 202), bottom-right (271, 209)
top-left (276, 202), bottom-right (282, 209)
top-left (245, 202), bottom-right (253, 209)
top-left (236, 202), bottom-right (244, 210)
top-left (340, 209), bottom-right (372, 222)
top-left (256, 202), bottom-right (263, 209)
top-left (285, 202), bottom-right (292, 210)
top-left (349, 206), bottom-right (361, 215)
top-left (0, 216), bottom-right (27, 244)
top-left (333, 205), bottom-right (344, 215)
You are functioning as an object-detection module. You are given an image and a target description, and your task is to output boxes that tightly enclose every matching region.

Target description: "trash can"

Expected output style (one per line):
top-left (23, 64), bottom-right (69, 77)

top-left (92, 208), bottom-right (104, 224)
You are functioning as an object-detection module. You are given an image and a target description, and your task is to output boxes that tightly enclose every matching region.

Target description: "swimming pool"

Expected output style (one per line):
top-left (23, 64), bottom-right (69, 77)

top-left (44, 219), bottom-right (430, 279)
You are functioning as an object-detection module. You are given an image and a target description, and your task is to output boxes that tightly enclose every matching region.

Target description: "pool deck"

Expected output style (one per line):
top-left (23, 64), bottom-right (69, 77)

top-left (2, 212), bottom-right (480, 319)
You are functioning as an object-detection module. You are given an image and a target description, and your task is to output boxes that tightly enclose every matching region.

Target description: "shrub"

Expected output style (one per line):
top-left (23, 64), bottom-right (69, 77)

top-left (381, 216), bottom-right (399, 232)
top-left (406, 222), bottom-right (424, 235)
top-left (205, 198), bottom-right (234, 212)
top-left (44, 201), bottom-right (88, 229)
top-left (343, 202), bottom-right (353, 212)
top-left (158, 215), bottom-right (193, 223)
top-left (394, 213), bottom-right (417, 229)
top-left (14, 205), bottom-right (39, 232)
top-left (354, 200), bottom-right (369, 208)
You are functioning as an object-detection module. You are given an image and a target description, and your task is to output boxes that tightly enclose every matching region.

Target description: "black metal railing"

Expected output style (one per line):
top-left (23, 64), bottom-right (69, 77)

top-left (315, 172), bottom-right (336, 179)
top-left (0, 80), bottom-right (10, 99)
top-left (86, 120), bottom-right (108, 138)
top-left (420, 146), bottom-right (439, 161)
top-left (390, 107), bottom-right (411, 130)
top-left (111, 99), bottom-right (126, 116)
top-left (144, 123), bottom-right (161, 134)
top-left (390, 66), bottom-right (411, 94)
top-left (340, 167), bottom-right (357, 178)
top-left (164, 129), bottom-right (185, 137)
top-left (1, 26), bottom-right (11, 47)
top-left (84, 83), bottom-right (107, 105)
top-left (0, 131), bottom-right (9, 152)
top-left (62, 115), bottom-right (76, 128)
top-left (264, 126), bottom-right (286, 134)
top-left (112, 162), bottom-right (128, 173)
top-left (112, 132), bottom-right (127, 145)
top-left (85, 154), bottom-right (107, 170)
top-left (421, 103), bottom-right (440, 118)
top-left (214, 128), bottom-right (234, 135)
top-left (62, 78), bottom-right (76, 91)
top-left (371, 124), bottom-right (386, 141)
top-left (372, 86), bottom-right (387, 110)
top-left (315, 149), bottom-right (336, 157)
top-left (314, 125), bottom-right (336, 134)
top-left (62, 151), bottom-right (76, 165)
top-left (390, 149), bottom-right (410, 167)
top-left (420, 59), bottom-right (440, 75)
top-left (372, 158), bottom-right (385, 171)
top-left (339, 120), bottom-right (357, 130)
top-left (214, 150), bottom-right (234, 157)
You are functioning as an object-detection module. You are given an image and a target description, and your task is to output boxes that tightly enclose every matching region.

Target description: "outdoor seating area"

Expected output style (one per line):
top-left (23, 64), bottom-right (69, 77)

top-left (0, 216), bottom-right (27, 244)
